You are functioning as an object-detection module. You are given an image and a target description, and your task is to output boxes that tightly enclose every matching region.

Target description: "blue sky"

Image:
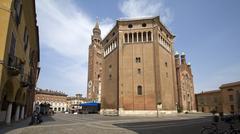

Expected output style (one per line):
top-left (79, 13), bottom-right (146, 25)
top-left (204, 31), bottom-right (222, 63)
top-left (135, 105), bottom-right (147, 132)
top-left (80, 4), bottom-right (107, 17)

top-left (36, 0), bottom-right (240, 96)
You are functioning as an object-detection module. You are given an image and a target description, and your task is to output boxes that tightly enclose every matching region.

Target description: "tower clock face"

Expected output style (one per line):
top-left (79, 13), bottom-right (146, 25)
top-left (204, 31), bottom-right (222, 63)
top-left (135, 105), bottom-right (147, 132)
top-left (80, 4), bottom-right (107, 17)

top-left (88, 80), bottom-right (92, 88)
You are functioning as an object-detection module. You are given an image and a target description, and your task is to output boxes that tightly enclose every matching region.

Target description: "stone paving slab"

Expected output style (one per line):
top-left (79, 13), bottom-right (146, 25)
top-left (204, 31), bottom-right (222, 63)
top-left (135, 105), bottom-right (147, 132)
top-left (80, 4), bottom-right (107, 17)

top-left (0, 113), bottom-right (231, 134)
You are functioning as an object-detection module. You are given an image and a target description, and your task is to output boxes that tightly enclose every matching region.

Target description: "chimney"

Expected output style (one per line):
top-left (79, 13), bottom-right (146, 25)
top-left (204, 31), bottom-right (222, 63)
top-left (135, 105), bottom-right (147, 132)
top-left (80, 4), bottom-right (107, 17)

top-left (175, 51), bottom-right (180, 67)
top-left (181, 52), bottom-right (186, 64)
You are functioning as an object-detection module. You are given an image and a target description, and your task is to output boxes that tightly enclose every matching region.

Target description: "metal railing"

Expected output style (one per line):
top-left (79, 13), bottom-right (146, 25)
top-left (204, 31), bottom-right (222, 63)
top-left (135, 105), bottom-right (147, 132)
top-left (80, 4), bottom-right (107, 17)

top-left (7, 56), bottom-right (21, 76)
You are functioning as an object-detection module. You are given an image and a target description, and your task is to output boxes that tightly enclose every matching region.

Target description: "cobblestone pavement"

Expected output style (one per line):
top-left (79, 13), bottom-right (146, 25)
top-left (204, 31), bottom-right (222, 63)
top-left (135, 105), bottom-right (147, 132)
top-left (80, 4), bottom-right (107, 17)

top-left (1, 113), bottom-right (239, 134)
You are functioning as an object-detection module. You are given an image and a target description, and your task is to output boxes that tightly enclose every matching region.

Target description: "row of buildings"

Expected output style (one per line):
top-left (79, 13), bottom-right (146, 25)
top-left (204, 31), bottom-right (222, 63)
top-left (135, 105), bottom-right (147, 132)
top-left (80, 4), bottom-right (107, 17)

top-left (34, 88), bottom-right (87, 113)
top-left (196, 81), bottom-right (240, 114)
top-left (87, 16), bottom-right (196, 116)
top-left (0, 0), bottom-right (40, 124)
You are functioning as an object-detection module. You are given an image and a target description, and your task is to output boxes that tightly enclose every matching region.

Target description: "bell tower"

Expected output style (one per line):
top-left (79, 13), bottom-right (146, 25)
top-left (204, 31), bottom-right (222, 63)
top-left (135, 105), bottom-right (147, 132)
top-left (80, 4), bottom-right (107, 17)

top-left (87, 19), bottom-right (103, 102)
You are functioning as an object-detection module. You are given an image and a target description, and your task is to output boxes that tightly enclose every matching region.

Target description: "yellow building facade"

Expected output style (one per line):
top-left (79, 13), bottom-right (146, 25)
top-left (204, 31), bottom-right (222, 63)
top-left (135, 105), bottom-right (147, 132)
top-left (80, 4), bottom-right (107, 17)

top-left (196, 81), bottom-right (240, 114)
top-left (0, 0), bottom-right (40, 124)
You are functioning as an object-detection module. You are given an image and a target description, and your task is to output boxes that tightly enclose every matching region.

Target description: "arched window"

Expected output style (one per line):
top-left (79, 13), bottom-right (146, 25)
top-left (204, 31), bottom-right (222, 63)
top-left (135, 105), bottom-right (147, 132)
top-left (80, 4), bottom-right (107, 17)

top-left (133, 32), bottom-right (137, 42)
top-left (138, 32), bottom-right (142, 42)
top-left (129, 33), bottom-right (132, 43)
top-left (114, 41), bottom-right (117, 48)
top-left (143, 32), bottom-right (146, 42)
top-left (112, 42), bottom-right (115, 49)
top-left (124, 33), bottom-right (128, 43)
top-left (148, 31), bottom-right (152, 41)
top-left (137, 85), bottom-right (143, 95)
top-left (110, 44), bottom-right (112, 51)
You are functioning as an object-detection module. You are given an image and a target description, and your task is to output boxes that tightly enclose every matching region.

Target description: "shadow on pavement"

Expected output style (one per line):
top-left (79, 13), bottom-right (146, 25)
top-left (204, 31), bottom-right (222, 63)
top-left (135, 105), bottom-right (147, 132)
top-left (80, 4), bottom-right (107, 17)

top-left (0, 115), bottom-right (56, 134)
top-left (113, 117), bottom-right (212, 134)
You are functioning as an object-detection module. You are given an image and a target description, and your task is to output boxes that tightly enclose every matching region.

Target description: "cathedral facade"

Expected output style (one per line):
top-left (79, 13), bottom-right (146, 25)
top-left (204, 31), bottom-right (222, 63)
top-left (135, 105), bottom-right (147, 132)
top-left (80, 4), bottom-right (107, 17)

top-left (175, 52), bottom-right (196, 112)
top-left (87, 16), bottom-right (196, 116)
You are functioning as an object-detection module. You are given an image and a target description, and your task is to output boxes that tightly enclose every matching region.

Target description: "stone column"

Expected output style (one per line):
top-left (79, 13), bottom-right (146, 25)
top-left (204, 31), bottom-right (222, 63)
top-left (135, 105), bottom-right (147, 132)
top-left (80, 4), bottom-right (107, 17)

top-left (136, 33), bottom-right (138, 42)
top-left (15, 105), bottom-right (20, 121)
top-left (21, 106), bottom-right (25, 119)
top-left (128, 33), bottom-right (130, 43)
top-left (6, 103), bottom-right (12, 124)
top-left (151, 32), bottom-right (153, 42)
top-left (146, 32), bottom-right (149, 42)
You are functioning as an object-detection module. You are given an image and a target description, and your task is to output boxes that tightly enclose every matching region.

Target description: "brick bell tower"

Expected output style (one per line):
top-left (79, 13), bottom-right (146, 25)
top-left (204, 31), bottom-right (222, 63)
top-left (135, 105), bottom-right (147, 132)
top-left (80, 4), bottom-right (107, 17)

top-left (87, 19), bottom-right (103, 102)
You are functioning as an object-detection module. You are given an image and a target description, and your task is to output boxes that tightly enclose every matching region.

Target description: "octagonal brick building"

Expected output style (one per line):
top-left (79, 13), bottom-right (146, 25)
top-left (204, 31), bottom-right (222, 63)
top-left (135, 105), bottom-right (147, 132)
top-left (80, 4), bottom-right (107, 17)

top-left (100, 16), bottom-right (180, 116)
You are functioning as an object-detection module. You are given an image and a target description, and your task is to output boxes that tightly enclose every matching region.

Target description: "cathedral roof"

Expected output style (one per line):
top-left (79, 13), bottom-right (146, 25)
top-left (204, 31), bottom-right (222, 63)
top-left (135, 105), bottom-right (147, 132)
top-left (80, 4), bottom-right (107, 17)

top-left (117, 16), bottom-right (174, 37)
top-left (117, 16), bottom-right (156, 21)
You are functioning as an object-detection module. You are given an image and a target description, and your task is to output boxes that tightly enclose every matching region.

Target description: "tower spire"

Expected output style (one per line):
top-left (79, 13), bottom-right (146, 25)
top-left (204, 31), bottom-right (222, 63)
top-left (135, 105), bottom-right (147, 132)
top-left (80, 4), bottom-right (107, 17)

top-left (95, 17), bottom-right (99, 29)
top-left (93, 17), bottom-right (101, 36)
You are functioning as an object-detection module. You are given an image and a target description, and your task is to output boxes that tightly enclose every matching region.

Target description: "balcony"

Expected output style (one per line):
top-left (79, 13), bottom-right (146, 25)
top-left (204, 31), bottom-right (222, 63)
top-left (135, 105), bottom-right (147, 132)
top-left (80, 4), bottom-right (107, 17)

top-left (7, 56), bottom-right (21, 76)
top-left (20, 74), bottom-right (30, 87)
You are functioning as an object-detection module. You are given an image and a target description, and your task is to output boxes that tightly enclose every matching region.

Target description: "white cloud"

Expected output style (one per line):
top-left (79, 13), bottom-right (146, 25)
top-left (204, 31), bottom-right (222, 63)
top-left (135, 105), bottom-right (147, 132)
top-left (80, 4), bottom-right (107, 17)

top-left (36, 0), bottom-right (112, 59)
top-left (119, 0), bottom-right (173, 24)
top-left (36, 0), bottom-right (114, 96)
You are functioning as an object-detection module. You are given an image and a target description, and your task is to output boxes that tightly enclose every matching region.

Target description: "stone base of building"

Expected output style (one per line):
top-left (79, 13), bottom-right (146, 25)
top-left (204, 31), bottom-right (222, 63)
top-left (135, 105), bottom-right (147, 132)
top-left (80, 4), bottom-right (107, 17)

top-left (182, 110), bottom-right (197, 113)
top-left (119, 109), bottom-right (157, 117)
top-left (100, 109), bottom-right (118, 116)
top-left (157, 110), bottom-right (178, 115)
top-left (101, 108), bottom-right (178, 117)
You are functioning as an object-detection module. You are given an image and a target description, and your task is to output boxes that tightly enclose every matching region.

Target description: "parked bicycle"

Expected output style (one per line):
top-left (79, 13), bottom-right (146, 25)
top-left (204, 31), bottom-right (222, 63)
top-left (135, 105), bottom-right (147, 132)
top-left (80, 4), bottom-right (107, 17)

top-left (201, 118), bottom-right (240, 134)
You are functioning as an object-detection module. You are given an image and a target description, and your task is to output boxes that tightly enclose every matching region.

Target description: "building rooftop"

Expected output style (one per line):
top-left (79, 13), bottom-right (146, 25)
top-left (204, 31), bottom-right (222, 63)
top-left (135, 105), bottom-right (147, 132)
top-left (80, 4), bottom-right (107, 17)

top-left (102, 16), bottom-right (175, 43)
top-left (117, 16), bottom-right (157, 21)
top-left (196, 89), bottom-right (220, 95)
top-left (67, 96), bottom-right (86, 100)
top-left (117, 16), bottom-right (174, 37)
top-left (220, 81), bottom-right (240, 89)
top-left (35, 88), bottom-right (67, 96)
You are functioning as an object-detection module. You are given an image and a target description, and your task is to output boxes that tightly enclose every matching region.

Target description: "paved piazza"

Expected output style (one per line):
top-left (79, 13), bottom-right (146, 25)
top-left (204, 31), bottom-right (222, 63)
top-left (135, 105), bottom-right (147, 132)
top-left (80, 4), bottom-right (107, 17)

top-left (1, 113), bottom-right (239, 134)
